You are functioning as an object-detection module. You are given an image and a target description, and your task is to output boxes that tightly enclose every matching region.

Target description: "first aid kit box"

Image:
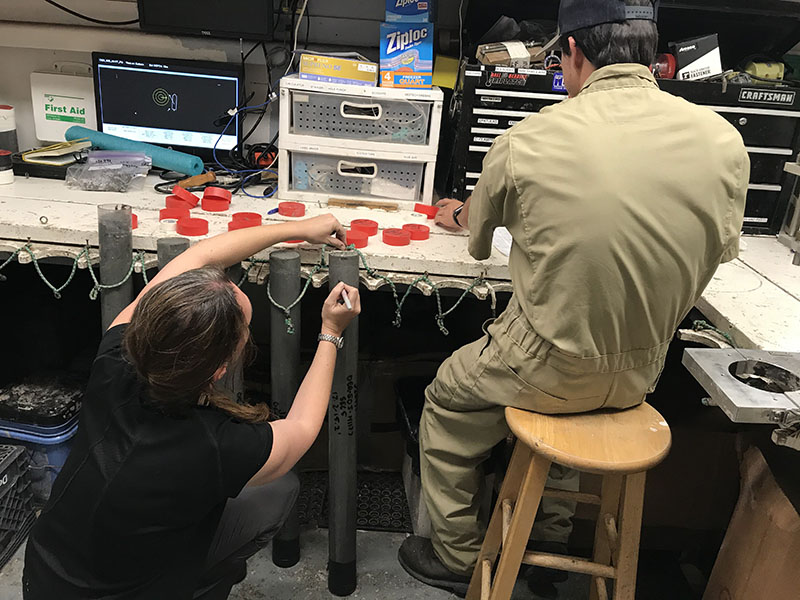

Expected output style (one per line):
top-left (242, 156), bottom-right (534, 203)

top-left (386, 0), bottom-right (432, 22)
top-left (380, 22), bottom-right (433, 88)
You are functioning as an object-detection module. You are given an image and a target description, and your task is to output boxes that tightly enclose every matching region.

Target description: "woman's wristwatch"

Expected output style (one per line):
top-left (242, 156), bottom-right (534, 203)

top-left (318, 332), bottom-right (344, 349)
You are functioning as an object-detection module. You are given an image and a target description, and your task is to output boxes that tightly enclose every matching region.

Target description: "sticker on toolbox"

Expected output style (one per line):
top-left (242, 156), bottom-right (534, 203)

top-left (552, 72), bottom-right (566, 92)
top-left (477, 118), bottom-right (499, 125)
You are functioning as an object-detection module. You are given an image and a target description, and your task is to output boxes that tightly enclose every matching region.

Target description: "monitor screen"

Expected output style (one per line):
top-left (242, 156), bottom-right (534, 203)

top-left (137, 0), bottom-right (273, 40)
top-left (93, 53), bottom-right (242, 155)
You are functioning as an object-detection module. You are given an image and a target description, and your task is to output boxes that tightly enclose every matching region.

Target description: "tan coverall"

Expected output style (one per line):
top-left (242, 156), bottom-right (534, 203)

top-left (420, 63), bottom-right (750, 575)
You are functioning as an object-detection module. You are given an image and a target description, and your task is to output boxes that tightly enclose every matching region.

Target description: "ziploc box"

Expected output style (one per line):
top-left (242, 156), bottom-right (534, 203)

top-left (299, 53), bottom-right (378, 87)
top-left (386, 0), bottom-right (432, 23)
top-left (380, 22), bottom-right (434, 88)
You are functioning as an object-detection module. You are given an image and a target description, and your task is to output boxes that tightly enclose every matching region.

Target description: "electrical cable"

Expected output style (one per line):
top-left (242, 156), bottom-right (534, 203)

top-left (43, 0), bottom-right (139, 25)
top-left (458, 0), bottom-right (465, 60)
top-left (285, 0), bottom-right (309, 75)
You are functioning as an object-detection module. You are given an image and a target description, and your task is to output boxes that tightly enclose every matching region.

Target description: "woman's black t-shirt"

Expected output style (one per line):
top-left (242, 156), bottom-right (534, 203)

top-left (23, 325), bottom-right (273, 599)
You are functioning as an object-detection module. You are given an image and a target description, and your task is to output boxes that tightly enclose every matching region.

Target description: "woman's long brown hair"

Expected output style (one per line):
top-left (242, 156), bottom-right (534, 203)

top-left (122, 266), bottom-right (270, 423)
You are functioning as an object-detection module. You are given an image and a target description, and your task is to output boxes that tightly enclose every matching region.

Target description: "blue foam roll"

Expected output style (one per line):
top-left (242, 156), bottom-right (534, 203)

top-left (65, 126), bottom-right (204, 176)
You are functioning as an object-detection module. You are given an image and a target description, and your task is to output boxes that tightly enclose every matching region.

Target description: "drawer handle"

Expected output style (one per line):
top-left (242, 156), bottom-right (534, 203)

top-left (340, 101), bottom-right (383, 120)
top-left (337, 161), bottom-right (378, 178)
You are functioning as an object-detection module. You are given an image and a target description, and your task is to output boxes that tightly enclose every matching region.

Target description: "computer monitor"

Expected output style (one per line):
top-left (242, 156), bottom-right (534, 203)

top-left (92, 52), bottom-right (243, 159)
top-left (137, 0), bottom-right (273, 41)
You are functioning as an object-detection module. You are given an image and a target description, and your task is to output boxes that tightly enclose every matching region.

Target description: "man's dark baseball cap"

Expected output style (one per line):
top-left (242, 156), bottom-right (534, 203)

top-left (542, 0), bottom-right (659, 52)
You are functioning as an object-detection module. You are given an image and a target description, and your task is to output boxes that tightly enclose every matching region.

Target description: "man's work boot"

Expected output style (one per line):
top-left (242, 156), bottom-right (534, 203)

top-left (398, 535), bottom-right (471, 597)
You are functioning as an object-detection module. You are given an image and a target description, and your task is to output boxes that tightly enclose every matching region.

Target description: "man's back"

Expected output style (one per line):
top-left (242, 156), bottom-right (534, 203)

top-left (468, 64), bottom-right (748, 406)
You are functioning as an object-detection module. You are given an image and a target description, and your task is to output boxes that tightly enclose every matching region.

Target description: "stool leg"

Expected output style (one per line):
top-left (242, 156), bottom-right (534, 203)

top-left (612, 472), bottom-right (646, 600)
top-left (589, 475), bottom-right (623, 600)
top-left (490, 454), bottom-right (551, 600)
top-left (466, 442), bottom-right (534, 600)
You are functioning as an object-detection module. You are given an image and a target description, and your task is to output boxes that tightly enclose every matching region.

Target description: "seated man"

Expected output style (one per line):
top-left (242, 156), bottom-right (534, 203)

top-left (398, 0), bottom-right (748, 595)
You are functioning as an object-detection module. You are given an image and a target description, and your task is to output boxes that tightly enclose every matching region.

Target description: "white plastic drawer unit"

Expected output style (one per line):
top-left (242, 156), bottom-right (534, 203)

top-left (290, 152), bottom-right (424, 201)
top-left (292, 91), bottom-right (432, 145)
top-left (279, 75), bottom-right (443, 156)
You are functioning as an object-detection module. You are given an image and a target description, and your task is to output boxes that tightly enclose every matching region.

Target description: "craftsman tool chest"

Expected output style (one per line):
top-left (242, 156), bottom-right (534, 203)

top-left (444, 63), bottom-right (800, 235)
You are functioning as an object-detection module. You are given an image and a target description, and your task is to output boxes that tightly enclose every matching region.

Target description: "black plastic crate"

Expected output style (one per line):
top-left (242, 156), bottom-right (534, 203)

top-left (0, 445), bottom-right (36, 570)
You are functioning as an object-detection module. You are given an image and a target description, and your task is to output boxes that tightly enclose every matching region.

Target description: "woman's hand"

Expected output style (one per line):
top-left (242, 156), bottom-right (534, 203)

top-left (321, 282), bottom-right (361, 337)
top-left (297, 214), bottom-right (347, 249)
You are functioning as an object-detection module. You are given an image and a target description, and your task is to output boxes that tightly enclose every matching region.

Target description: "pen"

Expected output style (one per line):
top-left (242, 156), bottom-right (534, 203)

top-left (341, 288), bottom-right (352, 311)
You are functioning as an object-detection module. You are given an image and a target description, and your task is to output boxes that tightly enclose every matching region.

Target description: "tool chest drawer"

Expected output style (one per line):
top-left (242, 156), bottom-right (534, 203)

top-left (289, 151), bottom-right (424, 202)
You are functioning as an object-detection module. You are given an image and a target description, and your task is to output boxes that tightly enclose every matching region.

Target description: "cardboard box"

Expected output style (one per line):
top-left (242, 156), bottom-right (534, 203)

top-left (703, 447), bottom-right (800, 600)
top-left (386, 0), bottom-right (431, 23)
top-left (669, 34), bottom-right (722, 81)
top-left (298, 53), bottom-right (378, 87)
top-left (476, 41), bottom-right (546, 68)
top-left (380, 22), bottom-right (434, 88)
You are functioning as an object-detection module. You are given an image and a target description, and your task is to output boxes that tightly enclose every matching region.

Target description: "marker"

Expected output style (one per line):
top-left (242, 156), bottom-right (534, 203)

top-left (341, 288), bottom-right (352, 310)
top-left (267, 207), bottom-right (279, 215)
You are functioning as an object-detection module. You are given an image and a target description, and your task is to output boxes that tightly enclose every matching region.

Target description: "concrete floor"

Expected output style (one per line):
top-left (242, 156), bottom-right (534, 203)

top-left (0, 527), bottom-right (589, 600)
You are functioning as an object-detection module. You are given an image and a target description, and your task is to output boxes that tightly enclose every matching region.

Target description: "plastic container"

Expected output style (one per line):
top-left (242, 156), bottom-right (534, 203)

top-left (290, 152), bottom-right (423, 201)
top-left (383, 228), bottom-right (411, 246)
top-left (278, 201), bottom-right (306, 217)
top-left (177, 217), bottom-right (209, 236)
top-left (290, 89), bottom-right (432, 146)
top-left (0, 445), bottom-right (35, 567)
top-left (203, 186), bottom-right (232, 202)
top-left (346, 229), bottom-right (369, 248)
top-left (403, 223), bottom-right (429, 240)
top-left (201, 197), bottom-right (230, 212)
top-left (172, 185), bottom-right (200, 207)
top-left (232, 212), bottom-right (263, 225)
top-left (351, 219), bottom-right (379, 236)
top-left (165, 195), bottom-right (194, 211)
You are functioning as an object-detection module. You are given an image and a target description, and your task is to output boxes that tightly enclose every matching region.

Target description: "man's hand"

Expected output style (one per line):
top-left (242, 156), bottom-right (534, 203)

top-left (297, 214), bottom-right (347, 249)
top-left (434, 198), bottom-right (465, 232)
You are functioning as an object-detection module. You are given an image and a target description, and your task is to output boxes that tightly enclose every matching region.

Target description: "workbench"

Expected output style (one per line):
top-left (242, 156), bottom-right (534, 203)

top-left (2, 175), bottom-right (800, 596)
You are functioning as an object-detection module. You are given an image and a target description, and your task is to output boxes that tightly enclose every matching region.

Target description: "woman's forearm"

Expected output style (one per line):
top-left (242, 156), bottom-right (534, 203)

top-left (155, 222), bottom-right (302, 283)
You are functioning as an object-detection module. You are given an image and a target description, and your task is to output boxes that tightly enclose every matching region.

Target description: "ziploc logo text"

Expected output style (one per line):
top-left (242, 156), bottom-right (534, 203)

top-left (386, 26), bottom-right (429, 54)
top-left (396, 0), bottom-right (416, 6)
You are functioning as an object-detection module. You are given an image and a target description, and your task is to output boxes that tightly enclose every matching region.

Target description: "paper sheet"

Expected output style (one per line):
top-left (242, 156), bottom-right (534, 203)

top-left (492, 227), bottom-right (512, 258)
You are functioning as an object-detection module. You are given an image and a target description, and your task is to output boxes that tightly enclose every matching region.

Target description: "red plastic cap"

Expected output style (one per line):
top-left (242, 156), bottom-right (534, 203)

top-left (203, 186), bottom-right (232, 202)
top-left (402, 223), bottom-right (430, 240)
top-left (0, 105), bottom-right (11, 111)
top-left (131, 213), bottom-right (138, 230)
top-left (346, 229), bottom-right (369, 248)
top-left (201, 197), bottom-right (231, 212)
top-left (0, 150), bottom-right (11, 156)
top-left (383, 228), bottom-right (411, 246)
top-left (414, 203), bottom-right (439, 219)
top-left (172, 185), bottom-right (200, 207)
top-left (160, 207), bottom-right (190, 221)
top-left (232, 212), bottom-right (263, 225)
top-left (176, 217), bottom-right (209, 236)
top-left (165, 195), bottom-right (194, 210)
top-left (278, 201), bottom-right (306, 218)
top-left (228, 219), bottom-right (259, 231)
top-left (286, 240), bottom-right (304, 244)
top-left (351, 219), bottom-right (379, 236)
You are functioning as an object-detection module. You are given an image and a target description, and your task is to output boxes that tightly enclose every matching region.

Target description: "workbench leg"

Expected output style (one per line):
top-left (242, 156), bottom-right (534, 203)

top-left (327, 251), bottom-right (359, 596)
top-left (269, 250), bottom-right (302, 568)
top-left (98, 204), bottom-right (134, 331)
top-left (156, 237), bottom-right (189, 270)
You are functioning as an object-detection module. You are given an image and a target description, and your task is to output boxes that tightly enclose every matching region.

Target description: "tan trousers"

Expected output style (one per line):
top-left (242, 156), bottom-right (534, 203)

top-left (419, 298), bottom-right (642, 575)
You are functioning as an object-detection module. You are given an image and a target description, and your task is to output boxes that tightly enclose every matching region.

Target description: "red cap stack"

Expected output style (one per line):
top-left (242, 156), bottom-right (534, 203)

top-left (176, 217), bottom-right (209, 236)
top-left (228, 212), bottom-right (263, 231)
top-left (160, 207), bottom-right (191, 221)
top-left (351, 219), bottom-right (379, 236)
top-left (414, 203), bottom-right (439, 219)
top-left (172, 185), bottom-right (200, 208)
top-left (278, 202), bottom-right (306, 218)
top-left (202, 187), bottom-right (232, 212)
top-left (402, 223), bottom-right (430, 240)
top-left (383, 228), bottom-right (411, 246)
top-left (165, 195), bottom-right (194, 211)
top-left (346, 229), bottom-right (369, 249)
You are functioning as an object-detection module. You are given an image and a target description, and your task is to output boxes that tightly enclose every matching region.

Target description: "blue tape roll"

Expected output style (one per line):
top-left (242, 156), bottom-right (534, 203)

top-left (65, 126), bottom-right (204, 176)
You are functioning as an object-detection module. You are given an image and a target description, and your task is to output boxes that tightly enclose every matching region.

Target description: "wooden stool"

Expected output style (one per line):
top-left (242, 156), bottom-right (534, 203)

top-left (466, 403), bottom-right (672, 600)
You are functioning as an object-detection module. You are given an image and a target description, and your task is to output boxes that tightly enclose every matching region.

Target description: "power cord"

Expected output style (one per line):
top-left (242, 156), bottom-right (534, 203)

top-left (43, 0), bottom-right (139, 25)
